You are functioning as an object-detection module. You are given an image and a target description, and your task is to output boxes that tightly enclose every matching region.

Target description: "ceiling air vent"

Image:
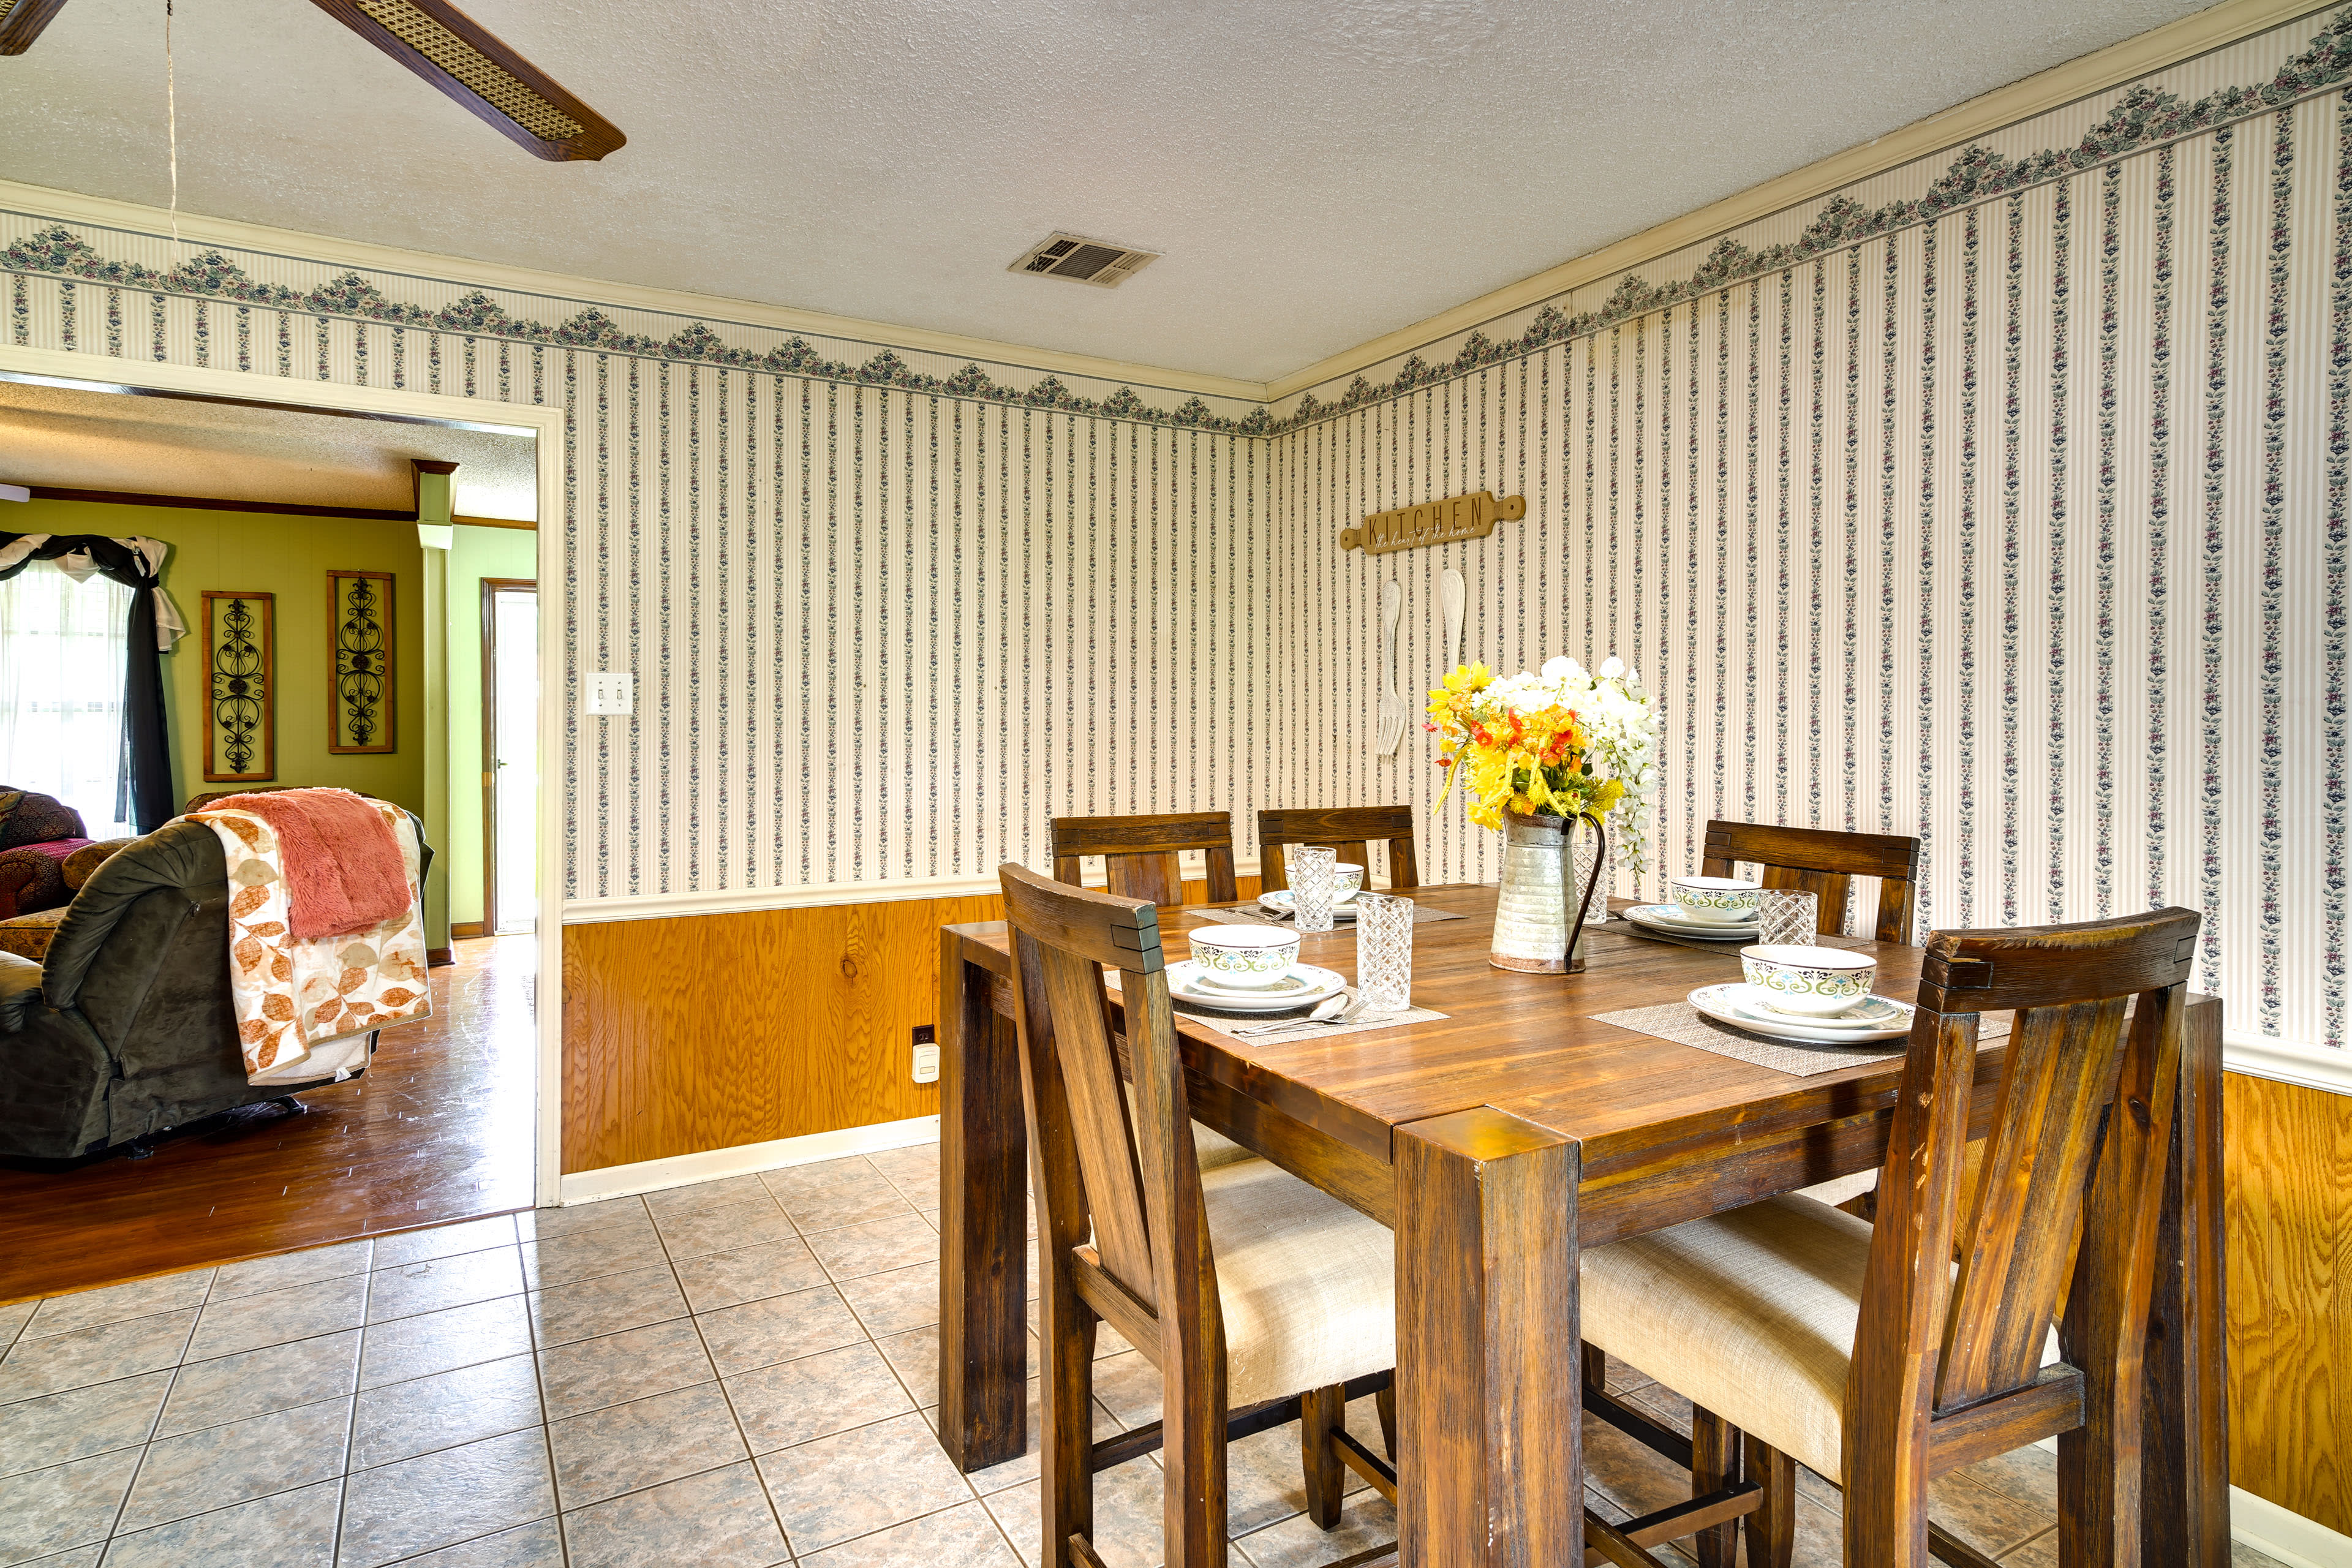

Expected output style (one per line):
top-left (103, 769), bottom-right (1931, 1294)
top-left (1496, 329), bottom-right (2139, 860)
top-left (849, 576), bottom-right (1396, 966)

top-left (1009, 232), bottom-right (1160, 289)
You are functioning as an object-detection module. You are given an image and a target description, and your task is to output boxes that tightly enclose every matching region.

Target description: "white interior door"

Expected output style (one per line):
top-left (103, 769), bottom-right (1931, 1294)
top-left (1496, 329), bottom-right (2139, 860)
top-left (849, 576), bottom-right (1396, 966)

top-left (491, 584), bottom-right (539, 934)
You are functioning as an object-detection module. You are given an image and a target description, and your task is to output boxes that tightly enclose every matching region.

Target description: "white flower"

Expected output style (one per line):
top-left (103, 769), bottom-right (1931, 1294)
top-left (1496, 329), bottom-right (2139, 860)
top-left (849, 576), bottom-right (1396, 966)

top-left (1541, 655), bottom-right (1583, 680)
top-left (1599, 655), bottom-right (1624, 679)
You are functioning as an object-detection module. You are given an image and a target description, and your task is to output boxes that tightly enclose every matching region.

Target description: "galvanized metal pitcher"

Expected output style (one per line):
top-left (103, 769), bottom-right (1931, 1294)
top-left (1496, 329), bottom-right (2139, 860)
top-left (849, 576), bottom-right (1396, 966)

top-left (1489, 809), bottom-right (1610, 973)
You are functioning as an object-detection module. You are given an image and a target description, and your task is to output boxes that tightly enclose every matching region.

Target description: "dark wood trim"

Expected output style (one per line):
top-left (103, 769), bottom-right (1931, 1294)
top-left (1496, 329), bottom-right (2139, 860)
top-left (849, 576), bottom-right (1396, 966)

top-left (410, 459), bottom-right (459, 522)
top-left (480, 577), bottom-right (536, 938)
top-left (305, 0), bottom-right (626, 162)
top-left (327, 570), bottom-right (398, 755)
top-left (26, 488), bottom-right (535, 532)
top-left (450, 921), bottom-right (487, 940)
top-left (26, 486), bottom-right (415, 522)
top-left (200, 590), bottom-right (276, 783)
top-left (426, 946), bottom-right (456, 968)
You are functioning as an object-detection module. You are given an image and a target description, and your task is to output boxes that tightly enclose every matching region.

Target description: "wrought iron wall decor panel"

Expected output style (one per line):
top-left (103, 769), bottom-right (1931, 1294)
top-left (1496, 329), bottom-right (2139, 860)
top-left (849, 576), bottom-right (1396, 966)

top-left (329, 570), bottom-right (398, 753)
top-left (202, 590), bottom-right (276, 783)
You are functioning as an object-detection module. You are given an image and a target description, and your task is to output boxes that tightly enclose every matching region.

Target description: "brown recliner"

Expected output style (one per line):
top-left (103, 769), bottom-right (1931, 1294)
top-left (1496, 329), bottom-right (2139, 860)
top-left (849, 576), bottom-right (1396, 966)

top-left (0, 812), bottom-right (432, 1161)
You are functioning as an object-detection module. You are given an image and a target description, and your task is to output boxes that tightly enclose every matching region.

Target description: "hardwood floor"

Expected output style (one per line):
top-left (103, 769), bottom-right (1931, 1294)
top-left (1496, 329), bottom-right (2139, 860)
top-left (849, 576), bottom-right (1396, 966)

top-left (0, 933), bottom-right (537, 1305)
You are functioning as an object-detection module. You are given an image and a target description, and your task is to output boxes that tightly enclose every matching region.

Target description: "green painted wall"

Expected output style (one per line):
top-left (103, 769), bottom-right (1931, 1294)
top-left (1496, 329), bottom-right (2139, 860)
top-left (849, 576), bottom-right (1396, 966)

top-left (10, 497), bottom-right (427, 824)
top-left (445, 525), bottom-right (538, 927)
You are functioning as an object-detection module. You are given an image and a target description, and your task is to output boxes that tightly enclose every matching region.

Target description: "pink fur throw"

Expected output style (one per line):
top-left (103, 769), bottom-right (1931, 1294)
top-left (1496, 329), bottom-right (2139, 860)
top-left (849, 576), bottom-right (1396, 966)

top-left (205, 788), bottom-right (411, 940)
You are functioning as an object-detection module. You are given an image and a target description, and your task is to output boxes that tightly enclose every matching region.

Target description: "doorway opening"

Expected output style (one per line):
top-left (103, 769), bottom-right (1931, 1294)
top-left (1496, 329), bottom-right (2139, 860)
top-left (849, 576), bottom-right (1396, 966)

top-left (482, 578), bottom-right (539, 936)
top-left (0, 352), bottom-right (562, 1301)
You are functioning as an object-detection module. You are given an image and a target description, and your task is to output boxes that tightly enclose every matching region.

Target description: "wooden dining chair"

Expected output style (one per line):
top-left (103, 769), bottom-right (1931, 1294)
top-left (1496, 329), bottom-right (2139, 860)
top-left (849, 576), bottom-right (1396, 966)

top-left (998, 862), bottom-right (1399, 1568)
top-left (1700, 820), bottom-right (1922, 945)
top-left (1051, 812), bottom-right (1238, 907)
top-left (1575, 907), bottom-right (2200, 1568)
top-left (1256, 805), bottom-right (1420, 892)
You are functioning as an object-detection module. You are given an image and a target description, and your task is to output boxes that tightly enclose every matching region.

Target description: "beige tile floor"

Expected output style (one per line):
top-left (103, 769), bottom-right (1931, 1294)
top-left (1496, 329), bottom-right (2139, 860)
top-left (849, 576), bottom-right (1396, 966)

top-left (0, 1140), bottom-right (2290, 1567)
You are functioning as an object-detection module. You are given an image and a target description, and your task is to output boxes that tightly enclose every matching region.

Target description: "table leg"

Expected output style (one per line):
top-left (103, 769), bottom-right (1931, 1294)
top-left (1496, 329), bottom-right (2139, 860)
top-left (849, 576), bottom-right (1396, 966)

top-left (2139, 995), bottom-right (2230, 1565)
top-left (938, 933), bottom-right (1029, 1471)
top-left (1395, 1107), bottom-right (1583, 1568)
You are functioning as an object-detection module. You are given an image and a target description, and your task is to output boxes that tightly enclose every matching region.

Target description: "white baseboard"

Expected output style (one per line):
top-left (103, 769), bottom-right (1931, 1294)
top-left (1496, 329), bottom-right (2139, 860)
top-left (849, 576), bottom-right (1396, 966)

top-left (554, 1114), bottom-right (941, 1205)
top-left (2235, 1486), bottom-right (2352, 1568)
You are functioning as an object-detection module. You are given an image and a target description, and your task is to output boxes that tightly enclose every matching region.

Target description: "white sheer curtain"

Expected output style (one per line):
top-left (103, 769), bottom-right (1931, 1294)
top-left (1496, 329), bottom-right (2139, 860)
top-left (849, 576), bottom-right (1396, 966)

top-left (0, 559), bottom-right (136, 837)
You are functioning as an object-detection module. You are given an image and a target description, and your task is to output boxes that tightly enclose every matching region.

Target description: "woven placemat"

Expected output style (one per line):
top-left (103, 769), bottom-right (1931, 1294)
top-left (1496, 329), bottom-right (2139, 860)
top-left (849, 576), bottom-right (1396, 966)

top-left (1103, 970), bottom-right (1446, 1040)
top-left (1172, 997), bottom-right (1449, 1041)
top-left (1589, 1000), bottom-right (2011, 1077)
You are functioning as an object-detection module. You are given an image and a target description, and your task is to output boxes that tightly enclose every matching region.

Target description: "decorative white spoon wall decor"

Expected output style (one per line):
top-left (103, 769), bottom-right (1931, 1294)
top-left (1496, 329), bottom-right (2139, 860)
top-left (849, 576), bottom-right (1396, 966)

top-left (1439, 568), bottom-right (1464, 674)
top-left (1377, 579), bottom-right (1406, 756)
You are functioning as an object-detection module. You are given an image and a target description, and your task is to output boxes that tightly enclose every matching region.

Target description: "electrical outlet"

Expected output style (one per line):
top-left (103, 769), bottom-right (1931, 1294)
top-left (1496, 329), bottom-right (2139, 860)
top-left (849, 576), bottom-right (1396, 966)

top-left (586, 672), bottom-right (635, 715)
top-left (912, 1042), bottom-right (941, 1084)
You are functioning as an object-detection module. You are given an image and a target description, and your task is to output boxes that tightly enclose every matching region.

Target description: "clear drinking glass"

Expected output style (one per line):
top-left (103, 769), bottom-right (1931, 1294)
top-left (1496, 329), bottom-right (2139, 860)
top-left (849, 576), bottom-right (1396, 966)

top-left (1292, 846), bottom-right (1338, 933)
top-left (1354, 892), bottom-right (1414, 1011)
top-left (1757, 889), bottom-right (1820, 947)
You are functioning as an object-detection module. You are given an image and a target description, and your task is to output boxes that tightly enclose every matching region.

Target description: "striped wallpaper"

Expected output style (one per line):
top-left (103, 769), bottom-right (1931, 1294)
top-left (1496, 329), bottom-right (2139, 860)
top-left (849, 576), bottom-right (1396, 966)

top-left (1268, 5), bottom-right (2352, 1051)
top-left (0, 213), bottom-right (1273, 907)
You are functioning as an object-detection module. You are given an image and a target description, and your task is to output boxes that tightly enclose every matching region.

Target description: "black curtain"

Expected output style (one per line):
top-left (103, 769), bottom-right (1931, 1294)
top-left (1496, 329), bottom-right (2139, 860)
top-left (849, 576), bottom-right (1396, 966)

top-left (0, 533), bottom-right (176, 833)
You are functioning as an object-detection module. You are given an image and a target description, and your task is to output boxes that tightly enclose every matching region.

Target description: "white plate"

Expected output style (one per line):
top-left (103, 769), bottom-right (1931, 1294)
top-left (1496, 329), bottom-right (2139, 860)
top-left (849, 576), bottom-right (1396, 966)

top-left (1626, 903), bottom-right (1758, 939)
top-left (1721, 984), bottom-right (1911, 1031)
top-left (1689, 982), bottom-right (1912, 1044)
top-left (1168, 961), bottom-right (1347, 1014)
top-left (1256, 889), bottom-right (1359, 919)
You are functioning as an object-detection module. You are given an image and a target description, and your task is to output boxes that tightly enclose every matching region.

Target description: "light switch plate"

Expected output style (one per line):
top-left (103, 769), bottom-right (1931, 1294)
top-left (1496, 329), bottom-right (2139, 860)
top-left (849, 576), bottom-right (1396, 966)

top-left (586, 672), bottom-right (635, 715)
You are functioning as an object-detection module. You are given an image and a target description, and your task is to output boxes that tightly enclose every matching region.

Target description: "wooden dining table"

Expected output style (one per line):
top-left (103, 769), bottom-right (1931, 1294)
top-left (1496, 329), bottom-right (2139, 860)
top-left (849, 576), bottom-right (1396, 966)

top-left (933, 885), bottom-right (2228, 1568)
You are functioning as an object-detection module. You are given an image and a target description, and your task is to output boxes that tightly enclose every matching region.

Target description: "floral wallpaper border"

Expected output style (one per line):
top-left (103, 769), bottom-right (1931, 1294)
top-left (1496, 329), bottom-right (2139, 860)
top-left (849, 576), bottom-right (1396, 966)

top-left (0, 225), bottom-right (1274, 435)
top-left (1275, 5), bottom-right (2352, 433)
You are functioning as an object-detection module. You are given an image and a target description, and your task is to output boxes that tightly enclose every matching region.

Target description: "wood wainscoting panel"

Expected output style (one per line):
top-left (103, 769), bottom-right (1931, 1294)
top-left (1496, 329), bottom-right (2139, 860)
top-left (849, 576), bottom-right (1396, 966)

top-left (560, 874), bottom-right (1262, 1175)
top-left (2223, 1069), bottom-right (2352, 1537)
top-left (562, 893), bottom-right (995, 1174)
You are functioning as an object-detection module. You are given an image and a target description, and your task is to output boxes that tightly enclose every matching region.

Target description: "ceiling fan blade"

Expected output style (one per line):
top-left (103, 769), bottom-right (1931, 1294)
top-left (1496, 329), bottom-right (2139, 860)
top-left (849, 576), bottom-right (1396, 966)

top-left (0, 0), bottom-right (73, 56)
top-left (306, 0), bottom-right (624, 162)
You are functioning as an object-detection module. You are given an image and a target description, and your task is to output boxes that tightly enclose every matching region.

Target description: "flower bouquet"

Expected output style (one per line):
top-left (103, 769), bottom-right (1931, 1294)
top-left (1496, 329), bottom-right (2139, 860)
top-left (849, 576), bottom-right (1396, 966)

top-left (1426, 655), bottom-right (1659, 972)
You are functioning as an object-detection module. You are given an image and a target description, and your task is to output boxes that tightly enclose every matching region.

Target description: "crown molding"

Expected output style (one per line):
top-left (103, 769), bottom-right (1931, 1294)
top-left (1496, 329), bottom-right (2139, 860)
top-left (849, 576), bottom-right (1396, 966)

top-left (0, 177), bottom-right (1267, 406)
top-left (1266, 0), bottom-right (2329, 403)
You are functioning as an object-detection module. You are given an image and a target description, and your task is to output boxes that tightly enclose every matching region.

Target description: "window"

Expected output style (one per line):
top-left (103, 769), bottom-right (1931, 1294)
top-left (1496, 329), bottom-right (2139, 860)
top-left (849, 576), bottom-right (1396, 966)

top-left (0, 559), bottom-right (136, 837)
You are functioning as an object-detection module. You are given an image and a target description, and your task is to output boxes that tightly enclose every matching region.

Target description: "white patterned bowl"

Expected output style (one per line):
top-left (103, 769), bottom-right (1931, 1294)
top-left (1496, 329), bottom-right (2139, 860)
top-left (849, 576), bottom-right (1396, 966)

top-left (1328, 865), bottom-right (1364, 900)
top-left (1667, 875), bottom-right (1762, 925)
top-left (1187, 925), bottom-right (1302, 989)
top-left (1738, 944), bottom-right (1878, 1018)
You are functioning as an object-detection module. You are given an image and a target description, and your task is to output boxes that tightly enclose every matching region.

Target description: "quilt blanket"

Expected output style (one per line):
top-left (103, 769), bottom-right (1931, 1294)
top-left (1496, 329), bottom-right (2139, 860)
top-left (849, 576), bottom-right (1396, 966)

top-left (190, 800), bottom-right (431, 1085)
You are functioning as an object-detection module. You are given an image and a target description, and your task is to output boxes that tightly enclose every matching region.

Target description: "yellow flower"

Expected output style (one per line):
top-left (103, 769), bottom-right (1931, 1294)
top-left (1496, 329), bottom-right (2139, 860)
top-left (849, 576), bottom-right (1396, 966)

top-left (1441, 662), bottom-right (1494, 694)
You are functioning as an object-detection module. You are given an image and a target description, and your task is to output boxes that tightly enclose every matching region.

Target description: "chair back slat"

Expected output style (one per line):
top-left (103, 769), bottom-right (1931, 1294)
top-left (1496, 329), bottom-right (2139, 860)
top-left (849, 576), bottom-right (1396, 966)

top-left (1032, 941), bottom-right (1161, 1303)
top-left (1001, 862), bottom-right (1216, 1336)
top-left (1934, 995), bottom-right (2131, 1409)
top-left (1846, 907), bottom-right (2197, 1472)
top-left (1257, 806), bottom-right (1419, 893)
top-left (1052, 813), bottom-right (1238, 907)
top-left (1700, 819), bottom-right (1920, 944)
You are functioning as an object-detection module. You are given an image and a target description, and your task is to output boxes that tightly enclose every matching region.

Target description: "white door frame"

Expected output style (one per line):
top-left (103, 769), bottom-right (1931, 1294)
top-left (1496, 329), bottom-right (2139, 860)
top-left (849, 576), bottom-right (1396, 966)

top-left (0, 344), bottom-right (569, 1208)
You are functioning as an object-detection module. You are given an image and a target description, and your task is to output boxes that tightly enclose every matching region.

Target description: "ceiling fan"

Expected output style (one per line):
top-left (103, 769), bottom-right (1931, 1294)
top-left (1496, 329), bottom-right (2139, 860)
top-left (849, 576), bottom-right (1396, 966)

top-left (0, 0), bottom-right (625, 162)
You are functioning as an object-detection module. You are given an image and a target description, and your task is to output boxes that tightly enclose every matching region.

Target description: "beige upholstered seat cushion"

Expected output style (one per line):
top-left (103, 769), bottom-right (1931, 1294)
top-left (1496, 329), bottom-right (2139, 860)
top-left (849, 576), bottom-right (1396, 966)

top-left (1121, 1082), bottom-right (1257, 1174)
top-left (1193, 1123), bottom-right (1254, 1170)
top-left (1202, 1156), bottom-right (1396, 1408)
top-left (1795, 1169), bottom-right (1878, 1208)
top-left (1580, 1193), bottom-right (2054, 1482)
